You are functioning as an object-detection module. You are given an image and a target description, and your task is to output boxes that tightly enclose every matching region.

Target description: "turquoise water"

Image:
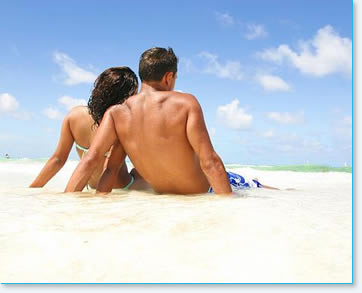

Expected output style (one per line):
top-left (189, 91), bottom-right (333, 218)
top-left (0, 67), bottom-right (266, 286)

top-left (0, 158), bottom-right (352, 173)
top-left (0, 158), bottom-right (49, 163)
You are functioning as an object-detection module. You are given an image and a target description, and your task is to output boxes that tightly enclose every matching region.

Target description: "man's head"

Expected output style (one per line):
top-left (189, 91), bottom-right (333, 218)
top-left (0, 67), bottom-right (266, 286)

top-left (139, 47), bottom-right (178, 90)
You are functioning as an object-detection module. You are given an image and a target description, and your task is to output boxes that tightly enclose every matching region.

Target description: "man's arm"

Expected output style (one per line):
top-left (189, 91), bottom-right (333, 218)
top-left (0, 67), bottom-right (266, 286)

top-left (30, 115), bottom-right (74, 187)
top-left (96, 140), bottom-right (126, 194)
top-left (65, 109), bottom-right (118, 192)
top-left (185, 96), bottom-right (232, 195)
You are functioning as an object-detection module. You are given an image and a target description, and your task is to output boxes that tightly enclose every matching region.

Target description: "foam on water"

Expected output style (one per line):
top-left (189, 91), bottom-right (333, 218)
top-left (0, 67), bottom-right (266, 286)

top-left (0, 160), bottom-right (352, 283)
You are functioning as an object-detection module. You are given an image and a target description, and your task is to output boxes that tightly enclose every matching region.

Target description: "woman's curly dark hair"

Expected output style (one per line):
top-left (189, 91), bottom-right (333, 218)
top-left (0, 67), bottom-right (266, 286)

top-left (88, 66), bottom-right (138, 125)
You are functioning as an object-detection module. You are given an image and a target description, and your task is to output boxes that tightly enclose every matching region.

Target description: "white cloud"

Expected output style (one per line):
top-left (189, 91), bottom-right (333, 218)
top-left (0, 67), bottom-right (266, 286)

top-left (244, 23), bottom-right (267, 40)
top-left (259, 25), bottom-right (352, 77)
top-left (53, 51), bottom-right (97, 85)
top-left (180, 58), bottom-right (195, 73)
top-left (199, 51), bottom-right (244, 81)
top-left (262, 130), bottom-right (275, 138)
top-left (58, 95), bottom-right (87, 111)
top-left (0, 92), bottom-right (32, 120)
top-left (0, 93), bottom-right (19, 113)
top-left (256, 74), bottom-right (291, 91)
top-left (43, 95), bottom-right (87, 120)
top-left (43, 107), bottom-right (63, 120)
top-left (217, 99), bottom-right (253, 129)
top-left (214, 13), bottom-right (269, 41)
top-left (267, 111), bottom-right (304, 124)
top-left (215, 12), bottom-right (234, 26)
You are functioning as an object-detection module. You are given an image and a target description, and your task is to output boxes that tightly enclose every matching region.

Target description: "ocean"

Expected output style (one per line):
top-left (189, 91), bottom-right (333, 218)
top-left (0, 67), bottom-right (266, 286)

top-left (0, 159), bottom-right (352, 283)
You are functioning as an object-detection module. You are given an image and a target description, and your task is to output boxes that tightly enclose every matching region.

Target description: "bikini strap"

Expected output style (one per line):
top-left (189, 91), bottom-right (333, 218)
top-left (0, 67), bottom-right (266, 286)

top-left (122, 174), bottom-right (135, 190)
top-left (75, 143), bottom-right (89, 153)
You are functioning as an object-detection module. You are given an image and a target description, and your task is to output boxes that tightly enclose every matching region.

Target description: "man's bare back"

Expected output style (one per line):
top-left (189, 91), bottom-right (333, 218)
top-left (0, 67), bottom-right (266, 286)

top-left (111, 88), bottom-right (211, 194)
top-left (65, 47), bottom-right (232, 195)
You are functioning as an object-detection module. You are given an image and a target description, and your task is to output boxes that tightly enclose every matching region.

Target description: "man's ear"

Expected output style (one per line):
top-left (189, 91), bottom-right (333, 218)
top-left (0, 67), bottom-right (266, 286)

top-left (164, 72), bottom-right (174, 87)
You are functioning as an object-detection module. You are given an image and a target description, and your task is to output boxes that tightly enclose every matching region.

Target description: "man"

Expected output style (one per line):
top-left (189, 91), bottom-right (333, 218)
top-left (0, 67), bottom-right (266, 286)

top-left (65, 47), bottom-right (233, 195)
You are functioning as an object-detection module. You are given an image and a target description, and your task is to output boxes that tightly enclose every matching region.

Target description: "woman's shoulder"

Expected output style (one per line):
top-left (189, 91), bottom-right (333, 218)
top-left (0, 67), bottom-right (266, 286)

top-left (65, 106), bottom-right (93, 126)
top-left (67, 106), bottom-right (89, 119)
top-left (66, 106), bottom-right (95, 140)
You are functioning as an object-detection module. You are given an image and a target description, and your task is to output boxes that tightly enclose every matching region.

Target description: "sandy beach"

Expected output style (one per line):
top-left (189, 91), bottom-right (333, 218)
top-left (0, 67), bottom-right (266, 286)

top-left (0, 160), bottom-right (352, 283)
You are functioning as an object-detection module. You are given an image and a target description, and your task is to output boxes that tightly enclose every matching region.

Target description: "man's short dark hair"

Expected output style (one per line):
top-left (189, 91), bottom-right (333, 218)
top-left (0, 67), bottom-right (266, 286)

top-left (139, 47), bottom-right (178, 82)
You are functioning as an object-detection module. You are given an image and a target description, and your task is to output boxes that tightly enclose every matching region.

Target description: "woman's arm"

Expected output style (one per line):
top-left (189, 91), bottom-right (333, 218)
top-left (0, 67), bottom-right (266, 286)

top-left (30, 115), bottom-right (74, 187)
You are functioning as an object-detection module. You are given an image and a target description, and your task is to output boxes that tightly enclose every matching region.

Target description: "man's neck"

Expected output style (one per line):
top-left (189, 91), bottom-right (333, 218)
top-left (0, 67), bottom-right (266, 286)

top-left (140, 82), bottom-right (170, 92)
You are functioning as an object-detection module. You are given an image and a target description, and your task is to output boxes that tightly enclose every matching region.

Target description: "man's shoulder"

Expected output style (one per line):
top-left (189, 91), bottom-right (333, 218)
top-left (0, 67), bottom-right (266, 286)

top-left (106, 104), bottom-right (125, 114)
top-left (168, 91), bottom-right (196, 100)
top-left (105, 103), bottom-right (130, 121)
top-left (166, 91), bottom-right (200, 109)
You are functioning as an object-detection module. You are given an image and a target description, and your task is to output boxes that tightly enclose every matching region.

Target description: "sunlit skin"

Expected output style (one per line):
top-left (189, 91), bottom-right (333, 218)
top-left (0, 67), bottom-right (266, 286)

top-left (65, 71), bottom-right (233, 195)
top-left (31, 67), bottom-right (151, 191)
top-left (29, 106), bottom-right (135, 189)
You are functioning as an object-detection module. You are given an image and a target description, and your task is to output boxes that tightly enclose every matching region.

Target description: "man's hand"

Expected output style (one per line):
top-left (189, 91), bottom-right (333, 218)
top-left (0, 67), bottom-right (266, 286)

top-left (96, 141), bottom-right (126, 194)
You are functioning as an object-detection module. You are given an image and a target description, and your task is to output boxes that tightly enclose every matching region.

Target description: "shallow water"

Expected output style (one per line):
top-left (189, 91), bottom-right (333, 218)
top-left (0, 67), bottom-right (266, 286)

top-left (0, 160), bottom-right (352, 283)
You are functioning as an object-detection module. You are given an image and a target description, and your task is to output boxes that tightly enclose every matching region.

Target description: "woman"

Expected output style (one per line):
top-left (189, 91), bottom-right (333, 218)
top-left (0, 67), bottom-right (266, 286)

top-left (30, 66), bottom-right (148, 191)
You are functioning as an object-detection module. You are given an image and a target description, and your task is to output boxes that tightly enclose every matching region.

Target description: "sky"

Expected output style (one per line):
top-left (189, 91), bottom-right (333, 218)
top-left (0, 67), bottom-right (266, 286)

top-left (0, 0), bottom-right (352, 166)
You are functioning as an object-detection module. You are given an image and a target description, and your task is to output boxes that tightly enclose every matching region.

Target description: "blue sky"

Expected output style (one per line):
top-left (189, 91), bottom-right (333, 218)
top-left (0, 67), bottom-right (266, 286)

top-left (0, 0), bottom-right (352, 166)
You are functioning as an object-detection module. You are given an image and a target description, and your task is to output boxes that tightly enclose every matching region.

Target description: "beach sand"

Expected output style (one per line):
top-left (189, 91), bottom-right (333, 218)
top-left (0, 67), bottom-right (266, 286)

top-left (0, 160), bottom-right (352, 283)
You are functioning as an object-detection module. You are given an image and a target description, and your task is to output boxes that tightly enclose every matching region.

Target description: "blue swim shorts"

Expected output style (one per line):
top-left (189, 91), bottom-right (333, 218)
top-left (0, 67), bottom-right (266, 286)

top-left (208, 171), bottom-right (262, 193)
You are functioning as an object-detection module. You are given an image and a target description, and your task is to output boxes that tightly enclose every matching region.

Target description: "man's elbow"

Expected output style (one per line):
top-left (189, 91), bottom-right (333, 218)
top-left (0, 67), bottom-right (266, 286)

top-left (82, 152), bottom-right (101, 170)
top-left (200, 152), bottom-right (225, 174)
